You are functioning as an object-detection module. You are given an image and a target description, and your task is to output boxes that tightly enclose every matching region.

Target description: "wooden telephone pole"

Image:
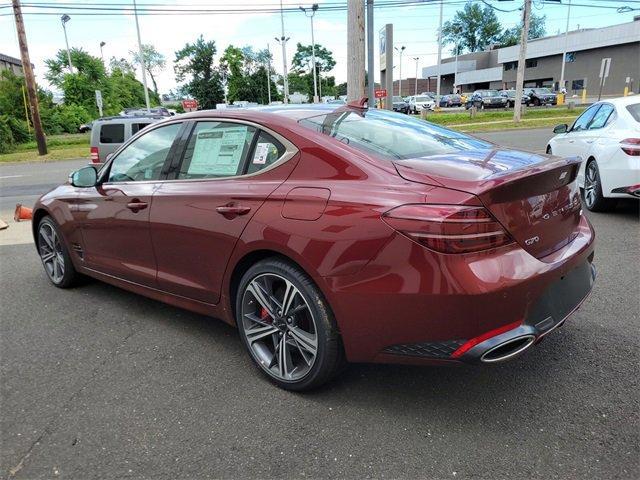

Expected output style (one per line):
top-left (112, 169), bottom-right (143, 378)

top-left (347, 0), bottom-right (365, 101)
top-left (513, 0), bottom-right (532, 123)
top-left (12, 0), bottom-right (47, 155)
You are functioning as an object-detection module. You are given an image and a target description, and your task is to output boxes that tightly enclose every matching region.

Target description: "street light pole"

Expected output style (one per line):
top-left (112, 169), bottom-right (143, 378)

top-left (266, 43), bottom-right (272, 105)
top-left (99, 41), bottom-right (106, 66)
top-left (278, 0), bottom-right (289, 103)
top-left (132, 0), bottom-right (151, 112)
top-left (436, 0), bottom-right (443, 107)
top-left (60, 14), bottom-right (73, 74)
top-left (300, 4), bottom-right (320, 103)
top-left (395, 45), bottom-right (405, 96)
top-left (558, 0), bottom-right (572, 96)
top-left (413, 57), bottom-right (419, 96)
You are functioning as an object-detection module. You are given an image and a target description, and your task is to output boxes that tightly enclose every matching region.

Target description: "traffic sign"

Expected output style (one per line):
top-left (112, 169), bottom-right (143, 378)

top-left (374, 89), bottom-right (387, 99)
top-left (182, 99), bottom-right (198, 111)
top-left (599, 58), bottom-right (611, 79)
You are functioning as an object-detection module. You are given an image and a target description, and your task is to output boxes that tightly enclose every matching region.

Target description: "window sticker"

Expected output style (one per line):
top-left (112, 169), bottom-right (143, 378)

top-left (253, 143), bottom-right (271, 165)
top-left (187, 126), bottom-right (248, 176)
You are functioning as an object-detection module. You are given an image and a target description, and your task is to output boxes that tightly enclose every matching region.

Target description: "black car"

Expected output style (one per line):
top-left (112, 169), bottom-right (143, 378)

top-left (439, 94), bottom-right (463, 107)
top-left (499, 90), bottom-right (531, 108)
top-left (392, 96), bottom-right (409, 114)
top-left (526, 88), bottom-right (557, 106)
top-left (464, 90), bottom-right (508, 110)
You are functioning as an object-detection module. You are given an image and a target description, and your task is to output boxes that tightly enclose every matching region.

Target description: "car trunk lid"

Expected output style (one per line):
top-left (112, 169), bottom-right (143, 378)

top-left (393, 148), bottom-right (583, 259)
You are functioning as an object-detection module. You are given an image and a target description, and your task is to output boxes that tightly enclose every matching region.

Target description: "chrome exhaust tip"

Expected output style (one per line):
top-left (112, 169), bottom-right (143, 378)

top-left (480, 335), bottom-right (536, 363)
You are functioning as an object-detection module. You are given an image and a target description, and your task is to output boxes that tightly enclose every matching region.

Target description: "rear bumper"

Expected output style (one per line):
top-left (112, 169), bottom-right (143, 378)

top-left (323, 214), bottom-right (596, 364)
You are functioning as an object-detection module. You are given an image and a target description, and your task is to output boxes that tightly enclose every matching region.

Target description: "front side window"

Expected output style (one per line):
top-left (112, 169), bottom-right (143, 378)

top-left (571, 104), bottom-right (601, 132)
top-left (100, 123), bottom-right (124, 144)
top-left (588, 104), bottom-right (614, 130)
top-left (108, 123), bottom-right (181, 182)
top-left (299, 109), bottom-right (491, 161)
top-left (177, 121), bottom-right (257, 179)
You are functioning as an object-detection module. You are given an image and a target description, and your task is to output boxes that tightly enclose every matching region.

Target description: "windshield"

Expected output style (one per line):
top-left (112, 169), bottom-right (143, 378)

top-left (393, 96), bottom-right (403, 102)
top-left (415, 96), bottom-right (431, 102)
top-left (502, 90), bottom-right (515, 97)
top-left (480, 90), bottom-right (500, 97)
top-left (298, 108), bottom-right (492, 161)
top-left (532, 88), bottom-right (552, 94)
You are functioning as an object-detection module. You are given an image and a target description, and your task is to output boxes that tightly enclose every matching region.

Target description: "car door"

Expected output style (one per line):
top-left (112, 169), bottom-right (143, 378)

top-left (577, 103), bottom-right (616, 187)
top-left (552, 103), bottom-right (601, 158)
top-left (76, 122), bottom-right (184, 287)
top-left (149, 120), bottom-right (298, 304)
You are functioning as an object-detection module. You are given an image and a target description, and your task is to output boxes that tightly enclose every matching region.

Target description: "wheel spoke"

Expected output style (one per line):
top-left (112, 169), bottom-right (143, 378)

top-left (40, 230), bottom-right (54, 250)
top-left (277, 335), bottom-right (292, 378)
top-left (288, 326), bottom-right (317, 357)
top-left (246, 280), bottom-right (276, 318)
top-left (281, 279), bottom-right (298, 316)
top-left (41, 251), bottom-right (55, 263)
top-left (246, 324), bottom-right (280, 344)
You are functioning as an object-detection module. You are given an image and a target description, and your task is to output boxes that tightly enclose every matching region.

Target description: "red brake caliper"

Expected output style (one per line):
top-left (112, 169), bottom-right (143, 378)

top-left (260, 307), bottom-right (271, 323)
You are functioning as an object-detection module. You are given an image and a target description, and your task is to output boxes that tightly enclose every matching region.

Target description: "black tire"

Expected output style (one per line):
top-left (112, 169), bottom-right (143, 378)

top-left (235, 257), bottom-right (345, 391)
top-left (36, 215), bottom-right (81, 288)
top-left (583, 159), bottom-right (617, 212)
top-left (533, 97), bottom-right (540, 107)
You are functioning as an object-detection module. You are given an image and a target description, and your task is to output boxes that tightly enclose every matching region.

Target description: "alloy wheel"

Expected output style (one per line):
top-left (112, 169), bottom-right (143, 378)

top-left (38, 222), bottom-right (65, 284)
top-left (584, 162), bottom-right (598, 208)
top-left (241, 273), bottom-right (318, 382)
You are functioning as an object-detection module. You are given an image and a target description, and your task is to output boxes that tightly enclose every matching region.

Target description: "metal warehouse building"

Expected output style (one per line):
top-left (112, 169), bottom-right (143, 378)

top-left (421, 19), bottom-right (640, 97)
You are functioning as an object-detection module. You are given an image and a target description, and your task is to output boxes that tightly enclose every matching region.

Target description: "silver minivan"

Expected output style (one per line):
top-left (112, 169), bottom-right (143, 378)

top-left (89, 115), bottom-right (163, 163)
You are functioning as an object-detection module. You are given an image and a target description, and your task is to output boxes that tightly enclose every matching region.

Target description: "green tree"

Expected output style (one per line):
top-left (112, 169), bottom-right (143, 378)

top-left (130, 44), bottom-right (166, 95)
top-left (109, 56), bottom-right (135, 76)
top-left (220, 45), bottom-right (278, 104)
top-left (441, 2), bottom-right (502, 53)
top-left (291, 43), bottom-right (336, 99)
top-left (499, 14), bottom-right (547, 47)
top-left (174, 36), bottom-right (224, 109)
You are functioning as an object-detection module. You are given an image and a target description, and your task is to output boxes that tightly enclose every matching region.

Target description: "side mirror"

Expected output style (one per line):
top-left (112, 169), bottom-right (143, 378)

top-left (70, 165), bottom-right (98, 187)
top-left (553, 124), bottom-right (568, 134)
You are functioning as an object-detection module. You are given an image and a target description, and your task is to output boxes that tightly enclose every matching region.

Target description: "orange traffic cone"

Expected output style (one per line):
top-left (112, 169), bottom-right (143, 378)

top-left (14, 204), bottom-right (33, 222)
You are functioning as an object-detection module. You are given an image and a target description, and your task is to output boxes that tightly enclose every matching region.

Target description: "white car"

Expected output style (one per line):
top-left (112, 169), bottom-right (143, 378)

top-left (547, 96), bottom-right (640, 211)
top-left (409, 95), bottom-right (435, 114)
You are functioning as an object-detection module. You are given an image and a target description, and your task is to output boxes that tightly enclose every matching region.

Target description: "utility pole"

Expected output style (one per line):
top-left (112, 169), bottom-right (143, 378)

top-left (60, 14), bottom-right (73, 74)
top-left (277, 0), bottom-right (290, 103)
top-left (300, 4), bottom-right (320, 102)
top-left (395, 45), bottom-right (405, 96)
top-left (413, 57), bottom-right (419, 96)
top-left (266, 43), bottom-right (272, 105)
top-left (100, 41), bottom-right (106, 66)
top-left (12, 0), bottom-right (47, 155)
top-left (347, 0), bottom-right (365, 101)
top-left (514, 0), bottom-right (532, 122)
top-left (132, 0), bottom-right (151, 112)
top-left (558, 0), bottom-right (571, 96)
top-left (435, 0), bottom-right (444, 107)
top-left (366, 0), bottom-right (374, 105)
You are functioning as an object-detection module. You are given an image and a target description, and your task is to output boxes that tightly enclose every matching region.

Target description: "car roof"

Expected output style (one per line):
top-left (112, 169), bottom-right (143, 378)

top-left (94, 115), bottom-right (164, 124)
top-left (176, 104), bottom-right (345, 123)
top-left (603, 95), bottom-right (640, 107)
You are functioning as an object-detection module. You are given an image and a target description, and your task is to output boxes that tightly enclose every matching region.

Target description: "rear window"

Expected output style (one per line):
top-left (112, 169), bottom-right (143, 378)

top-left (626, 103), bottom-right (640, 123)
top-left (298, 109), bottom-right (491, 161)
top-left (100, 123), bottom-right (125, 144)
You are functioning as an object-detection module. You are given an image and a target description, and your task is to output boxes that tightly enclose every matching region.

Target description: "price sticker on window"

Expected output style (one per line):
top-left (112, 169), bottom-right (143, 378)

top-left (253, 143), bottom-right (271, 165)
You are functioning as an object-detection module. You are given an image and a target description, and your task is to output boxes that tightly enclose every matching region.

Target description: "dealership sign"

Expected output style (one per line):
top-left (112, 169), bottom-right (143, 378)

top-left (182, 99), bottom-right (198, 112)
top-left (374, 89), bottom-right (387, 99)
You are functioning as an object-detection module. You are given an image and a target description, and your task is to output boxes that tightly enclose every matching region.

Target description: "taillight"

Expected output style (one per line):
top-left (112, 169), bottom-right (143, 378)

top-left (90, 146), bottom-right (99, 163)
top-left (620, 138), bottom-right (640, 156)
top-left (382, 204), bottom-right (514, 254)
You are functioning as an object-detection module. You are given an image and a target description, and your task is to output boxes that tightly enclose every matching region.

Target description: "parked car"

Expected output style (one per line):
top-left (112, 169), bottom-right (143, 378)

top-left (409, 95), bottom-right (435, 113)
top-left (89, 115), bottom-right (163, 163)
top-left (121, 107), bottom-right (172, 117)
top-left (547, 96), bottom-right (640, 211)
top-left (392, 96), bottom-right (409, 114)
top-left (325, 98), bottom-right (346, 105)
top-left (78, 121), bottom-right (93, 133)
top-left (526, 88), bottom-right (557, 106)
top-left (439, 94), bottom-right (463, 108)
top-left (500, 90), bottom-right (531, 108)
top-left (465, 90), bottom-right (508, 109)
top-left (33, 104), bottom-right (596, 390)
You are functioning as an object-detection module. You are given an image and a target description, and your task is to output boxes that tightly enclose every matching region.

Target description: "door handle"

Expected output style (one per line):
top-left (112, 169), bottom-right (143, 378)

top-left (126, 200), bottom-right (148, 212)
top-left (216, 204), bottom-right (251, 218)
top-left (586, 140), bottom-right (594, 144)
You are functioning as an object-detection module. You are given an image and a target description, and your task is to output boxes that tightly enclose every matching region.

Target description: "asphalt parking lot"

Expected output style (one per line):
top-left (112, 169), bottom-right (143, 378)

top-left (1, 129), bottom-right (639, 479)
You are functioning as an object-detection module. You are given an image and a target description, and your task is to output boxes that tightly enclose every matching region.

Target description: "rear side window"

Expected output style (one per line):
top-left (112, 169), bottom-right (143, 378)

top-left (299, 109), bottom-right (491, 160)
top-left (178, 121), bottom-right (257, 179)
top-left (132, 123), bottom-right (151, 135)
top-left (246, 131), bottom-right (286, 175)
top-left (100, 123), bottom-right (125, 144)
top-left (626, 103), bottom-right (640, 123)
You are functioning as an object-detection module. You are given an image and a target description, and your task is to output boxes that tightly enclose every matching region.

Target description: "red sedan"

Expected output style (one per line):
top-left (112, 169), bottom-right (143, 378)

top-left (33, 102), bottom-right (596, 390)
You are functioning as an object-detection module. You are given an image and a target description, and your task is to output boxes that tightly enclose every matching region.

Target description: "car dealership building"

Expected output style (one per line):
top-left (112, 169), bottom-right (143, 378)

top-left (421, 19), bottom-right (640, 97)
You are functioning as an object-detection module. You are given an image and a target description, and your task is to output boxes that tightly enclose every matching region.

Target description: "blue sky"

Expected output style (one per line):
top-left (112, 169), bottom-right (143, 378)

top-left (0, 0), bottom-right (636, 95)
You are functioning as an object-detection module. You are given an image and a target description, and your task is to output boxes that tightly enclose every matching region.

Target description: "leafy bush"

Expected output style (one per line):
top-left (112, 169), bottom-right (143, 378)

top-left (3, 115), bottom-right (31, 143)
top-left (50, 104), bottom-right (92, 134)
top-left (0, 117), bottom-right (15, 153)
